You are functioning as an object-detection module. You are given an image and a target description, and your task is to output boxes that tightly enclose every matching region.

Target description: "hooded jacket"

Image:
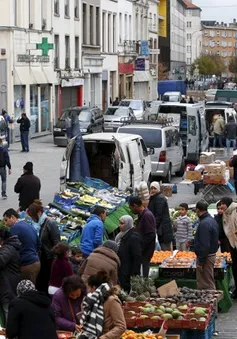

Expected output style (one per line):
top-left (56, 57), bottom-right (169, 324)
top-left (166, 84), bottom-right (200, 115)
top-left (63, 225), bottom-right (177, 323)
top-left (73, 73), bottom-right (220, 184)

top-left (80, 215), bottom-right (104, 255)
top-left (0, 235), bottom-right (21, 302)
top-left (224, 118), bottom-right (237, 139)
top-left (148, 192), bottom-right (173, 244)
top-left (223, 202), bottom-right (237, 249)
top-left (14, 172), bottom-right (41, 211)
top-left (6, 291), bottom-right (58, 339)
top-left (213, 116), bottom-right (225, 135)
top-left (79, 246), bottom-right (120, 285)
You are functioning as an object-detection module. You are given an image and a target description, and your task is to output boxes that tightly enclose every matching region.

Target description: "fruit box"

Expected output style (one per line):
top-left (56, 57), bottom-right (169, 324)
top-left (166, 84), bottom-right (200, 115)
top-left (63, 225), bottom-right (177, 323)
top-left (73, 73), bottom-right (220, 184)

top-left (183, 314), bottom-right (210, 330)
top-left (199, 152), bottom-right (215, 164)
top-left (203, 174), bottom-right (225, 185)
top-left (186, 171), bottom-right (202, 181)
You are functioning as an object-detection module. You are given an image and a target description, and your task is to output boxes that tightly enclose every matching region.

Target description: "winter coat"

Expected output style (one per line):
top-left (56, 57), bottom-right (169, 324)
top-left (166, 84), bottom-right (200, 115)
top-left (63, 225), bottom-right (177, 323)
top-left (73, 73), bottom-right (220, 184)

top-left (0, 235), bottom-right (21, 302)
top-left (10, 220), bottom-right (40, 266)
top-left (223, 202), bottom-right (237, 249)
top-left (194, 213), bottom-right (219, 265)
top-left (224, 121), bottom-right (237, 139)
top-left (79, 246), bottom-right (120, 285)
top-left (14, 172), bottom-right (41, 211)
top-left (100, 296), bottom-right (126, 339)
top-left (80, 214), bottom-right (104, 256)
top-left (117, 228), bottom-right (142, 292)
top-left (148, 193), bottom-right (173, 244)
top-left (49, 258), bottom-right (73, 288)
top-left (6, 291), bottom-right (58, 339)
top-left (52, 288), bottom-right (85, 332)
top-left (39, 217), bottom-right (60, 261)
top-left (213, 116), bottom-right (225, 135)
top-left (17, 117), bottom-right (31, 132)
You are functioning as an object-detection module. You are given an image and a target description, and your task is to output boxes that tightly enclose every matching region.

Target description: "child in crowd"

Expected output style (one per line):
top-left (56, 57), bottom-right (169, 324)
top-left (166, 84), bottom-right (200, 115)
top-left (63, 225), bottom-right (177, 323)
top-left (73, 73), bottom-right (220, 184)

top-left (175, 203), bottom-right (193, 251)
top-left (70, 247), bottom-right (84, 274)
top-left (48, 242), bottom-right (73, 295)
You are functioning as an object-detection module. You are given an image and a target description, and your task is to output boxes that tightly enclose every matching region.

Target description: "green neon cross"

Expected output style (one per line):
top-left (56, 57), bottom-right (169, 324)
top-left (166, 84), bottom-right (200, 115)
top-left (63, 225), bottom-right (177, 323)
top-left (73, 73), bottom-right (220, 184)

top-left (36, 37), bottom-right (54, 56)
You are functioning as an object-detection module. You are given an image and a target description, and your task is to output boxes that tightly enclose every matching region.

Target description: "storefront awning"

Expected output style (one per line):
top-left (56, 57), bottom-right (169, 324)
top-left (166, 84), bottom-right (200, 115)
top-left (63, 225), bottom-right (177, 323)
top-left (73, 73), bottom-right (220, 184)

top-left (31, 67), bottom-right (48, 84)
top-left (133, 71), bottom-right (152, 82)
top-left (43, 67), bottom-right (58, 84)
top-left (14, 67), bottom-right (35, 85)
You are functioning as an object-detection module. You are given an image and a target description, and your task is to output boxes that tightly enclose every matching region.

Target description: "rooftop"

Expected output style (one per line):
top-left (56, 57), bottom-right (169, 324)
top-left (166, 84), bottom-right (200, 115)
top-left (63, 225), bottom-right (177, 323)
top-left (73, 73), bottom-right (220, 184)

top-left (183, 0), bottom-right (201, 10)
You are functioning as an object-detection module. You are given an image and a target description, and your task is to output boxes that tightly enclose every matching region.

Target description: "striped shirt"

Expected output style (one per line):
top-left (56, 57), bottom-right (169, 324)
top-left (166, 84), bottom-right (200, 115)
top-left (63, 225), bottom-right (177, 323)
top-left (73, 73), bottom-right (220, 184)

top-left (176, 215), bottom-right (193, 243)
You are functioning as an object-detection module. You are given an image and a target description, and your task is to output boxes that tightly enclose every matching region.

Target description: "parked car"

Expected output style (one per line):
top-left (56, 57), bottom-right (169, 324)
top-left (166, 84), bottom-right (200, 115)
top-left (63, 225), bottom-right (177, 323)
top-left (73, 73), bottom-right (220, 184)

top-left (144, 100), bottom-right (163, 120)
top-left (204, 89), bottom-right (217, 101)
top-left (119, 99), bottom-right (146, 120)
top-left (104, 106), bottom-right (136, 132)
top-left (162, 91), bottom-right (182, 103)
top-left (118, 122), bottom-right (185, 183)
top-left (53, 106), bottom-right (104, 146)
top-left (60, 133), bottom-right (151, 191)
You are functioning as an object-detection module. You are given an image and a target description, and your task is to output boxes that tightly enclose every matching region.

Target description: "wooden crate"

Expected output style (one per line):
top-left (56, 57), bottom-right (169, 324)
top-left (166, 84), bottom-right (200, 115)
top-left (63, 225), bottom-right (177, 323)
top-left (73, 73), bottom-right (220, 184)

top-left (186, 170), bottom-right (201, 181)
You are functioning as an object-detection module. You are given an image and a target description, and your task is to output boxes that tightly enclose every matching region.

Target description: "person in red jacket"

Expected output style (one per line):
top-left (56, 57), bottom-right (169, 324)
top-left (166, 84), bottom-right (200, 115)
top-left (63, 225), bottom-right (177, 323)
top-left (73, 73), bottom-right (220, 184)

top-left (48, 243), bottom-right (73, 296)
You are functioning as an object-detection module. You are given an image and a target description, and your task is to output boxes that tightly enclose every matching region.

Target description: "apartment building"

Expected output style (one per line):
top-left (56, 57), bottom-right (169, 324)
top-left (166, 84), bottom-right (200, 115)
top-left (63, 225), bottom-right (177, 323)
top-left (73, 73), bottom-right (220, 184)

top-left (0, 0), bottom-right (57, 139)
top-left (53, 0), bottom-right (83, 116)
top-left (184, 0), bottom-right (202, 70)
top-left (101, 0), bottom-right (118, 110)
top-left (202, 20), bottom-right (237, 75)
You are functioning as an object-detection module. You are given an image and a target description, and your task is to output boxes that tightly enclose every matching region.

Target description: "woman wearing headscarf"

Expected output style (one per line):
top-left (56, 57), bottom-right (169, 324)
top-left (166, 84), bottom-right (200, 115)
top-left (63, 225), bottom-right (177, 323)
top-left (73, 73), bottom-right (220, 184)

top-left (6, 280), bottom-right (58, 339)
top-left (79, 240), bottom-right (120, 285)
top-left (80, 271), bottom-right (126, 339)
top-left (148, 181), bottom-right (173, 250)
top-left (220, 197), bottom-right (237, 298)
top-left (115, 215), bottom-right (142, 292)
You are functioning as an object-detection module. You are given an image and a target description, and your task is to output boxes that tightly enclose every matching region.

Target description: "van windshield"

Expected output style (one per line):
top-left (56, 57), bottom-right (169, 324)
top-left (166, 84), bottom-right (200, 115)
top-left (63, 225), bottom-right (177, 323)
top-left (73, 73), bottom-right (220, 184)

top-left (163, 95), bottom-right (180, 102)
top-left (79, 111), bottom-right (92, 122)
top-left (119, 128), bottom-right (162, 148)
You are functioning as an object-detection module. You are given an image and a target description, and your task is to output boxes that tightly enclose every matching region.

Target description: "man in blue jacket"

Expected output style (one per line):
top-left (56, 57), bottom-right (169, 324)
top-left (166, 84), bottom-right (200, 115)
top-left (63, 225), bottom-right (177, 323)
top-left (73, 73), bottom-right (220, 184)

top-left (194, 201), bottom-right (219, 290)
top-left (80, 207), bottom-right (106, 258)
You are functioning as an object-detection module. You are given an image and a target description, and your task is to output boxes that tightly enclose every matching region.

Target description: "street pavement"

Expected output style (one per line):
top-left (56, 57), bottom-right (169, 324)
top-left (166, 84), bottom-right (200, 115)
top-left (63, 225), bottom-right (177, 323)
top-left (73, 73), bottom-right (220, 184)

top-left (2, 135), bottom-right (237, 336)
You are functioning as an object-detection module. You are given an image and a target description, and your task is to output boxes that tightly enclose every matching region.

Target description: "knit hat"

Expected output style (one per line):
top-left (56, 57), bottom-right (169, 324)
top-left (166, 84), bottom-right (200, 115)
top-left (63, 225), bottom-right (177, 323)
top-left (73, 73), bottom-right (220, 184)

top-left (150, 181), bottom-right (160, 192)
top-left (119, 215), bottom-right (134, 232)
top-left (23, 162), bottom-right (33, 173)
top-left (17, 280), bottom-right (36, 296)
top-left (103, 240), bottom-right (119, 254)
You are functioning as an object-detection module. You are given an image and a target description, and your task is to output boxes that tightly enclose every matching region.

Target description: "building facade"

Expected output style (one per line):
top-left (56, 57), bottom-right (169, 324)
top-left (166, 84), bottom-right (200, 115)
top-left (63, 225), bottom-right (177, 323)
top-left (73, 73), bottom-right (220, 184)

top-left (202, 20), bottom-right (237, 76)
top-left (184, 0), bottom-right (202, 74)
top-left (0, 0), bottom-right (57, 140)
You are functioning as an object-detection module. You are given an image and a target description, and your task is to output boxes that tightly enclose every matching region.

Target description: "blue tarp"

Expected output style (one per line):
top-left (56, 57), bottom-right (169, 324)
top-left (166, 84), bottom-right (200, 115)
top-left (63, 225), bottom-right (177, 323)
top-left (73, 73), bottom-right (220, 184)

top-left (66, 113), bottom-right (90, 182)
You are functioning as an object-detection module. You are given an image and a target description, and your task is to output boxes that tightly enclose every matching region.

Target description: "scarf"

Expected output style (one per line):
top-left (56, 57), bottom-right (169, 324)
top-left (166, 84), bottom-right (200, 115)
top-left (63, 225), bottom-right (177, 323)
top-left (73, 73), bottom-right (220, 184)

top-left (79, 283), bottom-right (111, 339)
top-left (115, 228), bottom-right (133, 247)
top-left (38, 212), bottom-right (47, 226)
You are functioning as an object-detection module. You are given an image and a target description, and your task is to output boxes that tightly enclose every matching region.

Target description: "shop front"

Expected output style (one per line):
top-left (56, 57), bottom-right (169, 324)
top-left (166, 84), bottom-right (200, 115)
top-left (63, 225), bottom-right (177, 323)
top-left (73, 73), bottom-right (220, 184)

top-left (118, 61), bottom-right (134, 99)
top-left (133, 58), bottom-right (153, 100)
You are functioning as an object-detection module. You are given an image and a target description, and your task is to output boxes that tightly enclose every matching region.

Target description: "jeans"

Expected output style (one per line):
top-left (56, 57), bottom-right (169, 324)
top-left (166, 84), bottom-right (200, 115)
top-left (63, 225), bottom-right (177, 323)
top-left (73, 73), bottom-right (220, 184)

top-left (21, 131), bottom-right (29, 151)
top-left (226, 138), bottom-right (236, 152)
top-left (213, 133), bottom-right (223, 148)
top-left (141, 237), bottom-right (156, 277)
top-left (0, 167), bottom-right (6, 196)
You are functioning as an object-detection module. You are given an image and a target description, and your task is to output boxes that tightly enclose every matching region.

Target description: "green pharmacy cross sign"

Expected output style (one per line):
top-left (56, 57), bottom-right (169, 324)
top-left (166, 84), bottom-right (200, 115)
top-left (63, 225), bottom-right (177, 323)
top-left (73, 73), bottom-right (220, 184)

top-left (36, 38), bottom-right (54, 56)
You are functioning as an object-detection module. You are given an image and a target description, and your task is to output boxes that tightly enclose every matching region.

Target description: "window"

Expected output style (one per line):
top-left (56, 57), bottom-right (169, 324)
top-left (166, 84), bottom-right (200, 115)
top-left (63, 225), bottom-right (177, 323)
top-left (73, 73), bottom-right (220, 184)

top-left (119, 13), bottom-right (122, 43)
top-left (187, 33), bottom-right (191, 40)
top-left (188, 116), bottom-right (196, 136)
top-left (187, 46), bottom-right (191, 52)
top-left (222, 51), bottom-right (227, 57)
top-left (222, 31), bottom-right (227, 37)
top-left (222, 40), bottom-right (227, 47)
top-left (113, 14), bottom-right (116, 52)
top-left (108, 13), bottom-right (111, 52)
top-left (228, 41), bottom-right (232, 47)
top-left (75, 36), bottom-right (79, 68)
top-left (54, 0), bottom-right (59, 15)
top-left (90, 6), bottom-right (94, 45)
top-left (54, 34), bottom-right (59, 69)
top-left (14, 0), bottom-right (17, 25)
top-left (216, 31), bottom-right (220, 36)
top-left (75, 0), bottom-right (79, 18)
top-left (83, 4), bottom-right (87, 44)
top-left (129, 15), bottom-right (131, 40)
top-left (187, 57), bottom-right (191, 65)
top-left (102, 12), bottom-right (106, 52)
top-left (65, 0), bottom-right (69, 17)
top-left (65, 36), bottom-right (70, 68)
top-left (187, 21), bottom-right (191, 28)
top-left (124, 14), bottom-right (127, 40)
top-left (204, 30), bottom-right (208, 36)
top-left (96, 7), bottom-right (100, 46)
top-left (228, 31), bottom-right (233, 37)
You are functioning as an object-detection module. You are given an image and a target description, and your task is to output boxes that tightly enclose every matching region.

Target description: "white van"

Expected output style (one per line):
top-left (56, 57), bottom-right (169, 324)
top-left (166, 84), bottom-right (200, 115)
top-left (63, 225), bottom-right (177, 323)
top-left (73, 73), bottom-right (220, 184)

top-left (162, 92), bottom-right (182, 103)
top-left (158, 103), bottom-right (209, 163)
top-left (60, 133), bottom-right (152, 191)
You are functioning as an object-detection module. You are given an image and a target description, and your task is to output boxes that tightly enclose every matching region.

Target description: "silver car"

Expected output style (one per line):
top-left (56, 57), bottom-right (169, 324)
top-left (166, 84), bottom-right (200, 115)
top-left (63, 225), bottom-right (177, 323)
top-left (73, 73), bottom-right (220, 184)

top-left (104, 106), bottom-right (136, 132)
top-left (119, 99), bottom-right (146, 120)
top-left (118, 123), bottom-right (185, 183)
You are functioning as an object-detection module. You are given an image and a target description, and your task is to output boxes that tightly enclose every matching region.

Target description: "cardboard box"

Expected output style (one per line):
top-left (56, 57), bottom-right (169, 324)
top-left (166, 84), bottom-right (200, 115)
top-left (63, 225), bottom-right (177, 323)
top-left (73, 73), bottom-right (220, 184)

top-left (200, 152), bottom-right (216, 164)
top-left (205, 163), bottom-right (226, 176)
top-left (203, 174), bottom-right (225, 185)
top-left (186, 170), bottom-right (202, 181)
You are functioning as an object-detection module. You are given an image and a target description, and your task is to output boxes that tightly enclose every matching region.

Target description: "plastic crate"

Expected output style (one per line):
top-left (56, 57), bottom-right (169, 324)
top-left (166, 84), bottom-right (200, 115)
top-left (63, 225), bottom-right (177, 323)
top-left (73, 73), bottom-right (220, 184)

top-left (83, 177), bottom-right (110, 190)
top-left (181, 313), bottom-right (215, 339)
top-left (53, 193), bottom-right (78, 206)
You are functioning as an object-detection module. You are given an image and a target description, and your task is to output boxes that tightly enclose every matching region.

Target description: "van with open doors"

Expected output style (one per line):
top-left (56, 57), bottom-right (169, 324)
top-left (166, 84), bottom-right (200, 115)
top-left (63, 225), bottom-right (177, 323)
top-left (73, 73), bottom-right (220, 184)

top-left (157, 103), bottom-right (209, 163)
top-left (60, 133), bottom-right (152, 191)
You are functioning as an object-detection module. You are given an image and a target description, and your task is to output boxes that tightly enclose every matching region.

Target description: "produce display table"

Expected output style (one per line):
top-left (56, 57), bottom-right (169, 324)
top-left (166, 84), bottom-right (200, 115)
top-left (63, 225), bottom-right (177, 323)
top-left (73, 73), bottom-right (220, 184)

top-left (155, 267), bottom-right (232, 313)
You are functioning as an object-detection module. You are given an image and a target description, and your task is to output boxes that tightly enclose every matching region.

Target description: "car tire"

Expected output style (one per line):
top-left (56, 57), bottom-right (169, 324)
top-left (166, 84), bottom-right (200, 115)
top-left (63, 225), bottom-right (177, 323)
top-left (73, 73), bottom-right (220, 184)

top-left (163, 165), bottom-right (172, 183)
top-left (175, 157), bottom-right (185, 177)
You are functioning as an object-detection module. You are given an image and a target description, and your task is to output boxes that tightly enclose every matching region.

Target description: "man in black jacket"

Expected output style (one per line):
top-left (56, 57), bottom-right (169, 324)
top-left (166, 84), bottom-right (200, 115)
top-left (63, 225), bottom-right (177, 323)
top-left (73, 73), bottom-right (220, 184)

top-left (214, 201), bottom-right (230, 252)
top-left (148, 182), bottom-right (173, 250)
top-left (194, 201), bottom-right (219, 290)
top-left (14, 162), bottom-right (41, 211)
top-left (224, 115), bottom-right (237, 153)
top-left (17, 113), bottom-right (31, 152)
top-left (0, 138), bottom-right (11, 199)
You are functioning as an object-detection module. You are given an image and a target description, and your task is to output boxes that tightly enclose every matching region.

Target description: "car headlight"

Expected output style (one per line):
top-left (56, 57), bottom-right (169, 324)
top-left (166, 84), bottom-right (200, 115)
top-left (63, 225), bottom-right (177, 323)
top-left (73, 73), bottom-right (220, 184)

top-left (80, 129), bottom-right (88, 133)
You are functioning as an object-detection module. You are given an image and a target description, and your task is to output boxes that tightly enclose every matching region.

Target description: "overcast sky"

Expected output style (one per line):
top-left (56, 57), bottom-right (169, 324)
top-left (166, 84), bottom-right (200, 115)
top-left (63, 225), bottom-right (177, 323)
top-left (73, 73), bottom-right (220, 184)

top-left (194, 0), bottom-right (237, 24)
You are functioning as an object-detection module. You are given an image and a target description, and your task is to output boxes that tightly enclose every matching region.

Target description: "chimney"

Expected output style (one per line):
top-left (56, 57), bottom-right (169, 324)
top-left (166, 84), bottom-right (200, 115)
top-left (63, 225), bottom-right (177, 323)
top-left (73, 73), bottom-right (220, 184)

top-left (234, 18), bottom-right (236, 24)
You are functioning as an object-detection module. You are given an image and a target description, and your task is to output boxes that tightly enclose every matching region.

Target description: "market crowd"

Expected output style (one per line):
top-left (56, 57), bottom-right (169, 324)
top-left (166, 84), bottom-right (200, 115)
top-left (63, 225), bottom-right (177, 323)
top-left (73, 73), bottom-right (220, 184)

top-left (0, 179), bottom-right (235, 339)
